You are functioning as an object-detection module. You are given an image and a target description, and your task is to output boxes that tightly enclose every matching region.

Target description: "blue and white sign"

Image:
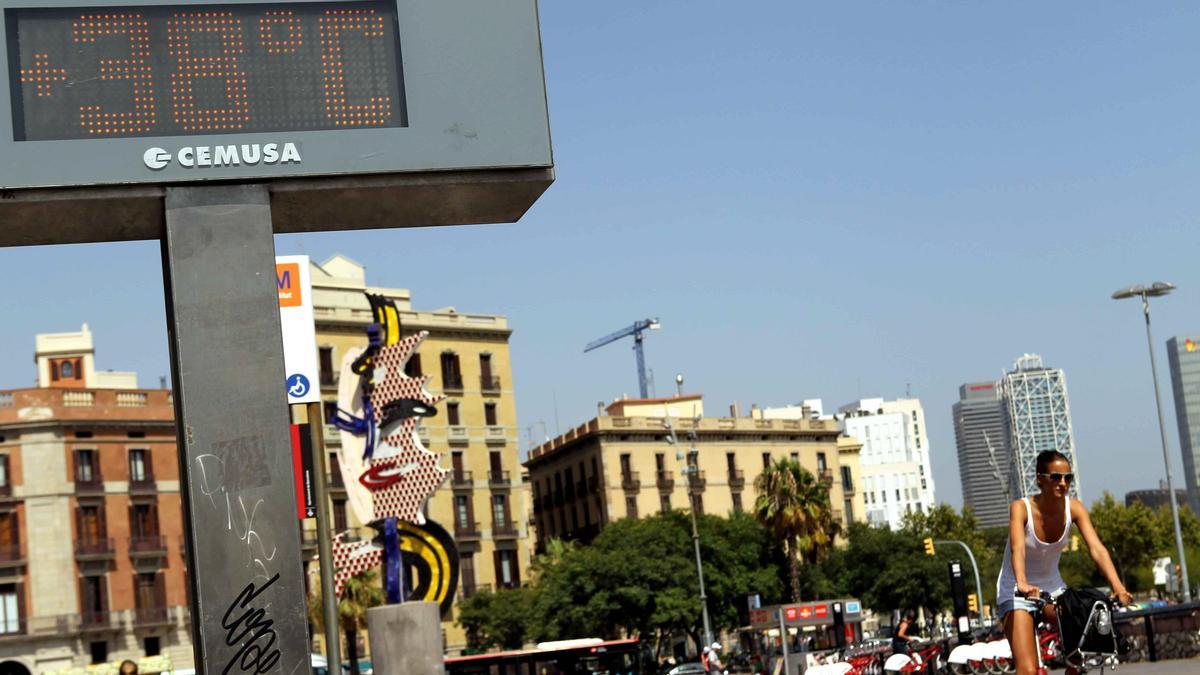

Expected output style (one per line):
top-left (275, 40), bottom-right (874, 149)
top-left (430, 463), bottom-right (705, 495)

top-left (277, 255), bottom-right (320, 404)
top-left (846, 601), bottom-right (861, 614)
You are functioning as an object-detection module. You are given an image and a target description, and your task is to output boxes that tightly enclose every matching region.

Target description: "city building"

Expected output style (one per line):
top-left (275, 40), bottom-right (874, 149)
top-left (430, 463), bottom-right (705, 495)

top-left (1126, 482), bottom-right (1190, 511)
top-left (1002, 354), bottom-right (1081, 499)
top-left (523, 395), bottom-right (864, 553)
top-left (306, 255), bottom-right (528, 655)
top-left (834, 398), bottom-right (936, 530)
top-left (0, 325), bottom-right (192, 674)
top-left (952, 381), bottom-right (1012, 529)
top-left (1166, 336), bottom-right (1200, 514)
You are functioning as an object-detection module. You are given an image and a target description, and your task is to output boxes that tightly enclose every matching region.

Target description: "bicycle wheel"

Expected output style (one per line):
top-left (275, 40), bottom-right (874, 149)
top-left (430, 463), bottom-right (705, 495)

top-left (948, 663), bottom-right (972, 675)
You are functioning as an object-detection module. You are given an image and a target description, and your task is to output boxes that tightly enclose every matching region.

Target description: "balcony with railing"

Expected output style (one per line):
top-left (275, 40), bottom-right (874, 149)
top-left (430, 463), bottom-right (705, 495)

top-left (78, 610), bottom-right (118, 632)
top-left (128, 474), bottom-right (156, 494)
top-left (841, 476), bottom-right (855, 494)
top-left (75, 473), bottom-right (104, 494)
top-left (129, 535), bottom-right (167, 557)
top-left (115, 392), bottom-right (148, 407)
top-left (133, 606), bottom-right (173, 627)
top-left (656, 470), bottom-right (675, 490)
top-left (621, 471), bottom-right (640, 491)
top-left (448, 426), bottom-right (469, 444)
top-left (451, 470), bottom-right (473, 488)
top-left (454, 521), bottom-right (481, 540)
top-left (493, 521), bottom-right (519, 538)
top-left (818, 467), bottom-right (833, 483)
top-left (0, 541), bottom-right (23, 567)
top-left (75, 537), bottom-right (115, 559)
top-left (686, 470), bottom-right (707, 491)
top-left (480, 376), bottom-right (501, 393)
top-left (728, 469), bottom-right (745, 488)
top-left (485, 426), bottom-right (507, 445)
top-left (488, 470), bottom-right (510, 487)
top-left (460, 583), bottom-right (491, 599)
top-left (442, 375), bottom-right (464, 392)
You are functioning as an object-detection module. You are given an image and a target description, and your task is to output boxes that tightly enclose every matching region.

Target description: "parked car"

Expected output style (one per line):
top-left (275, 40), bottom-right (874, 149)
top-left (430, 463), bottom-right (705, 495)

top-left (665, 663), bottom-right (706, 675)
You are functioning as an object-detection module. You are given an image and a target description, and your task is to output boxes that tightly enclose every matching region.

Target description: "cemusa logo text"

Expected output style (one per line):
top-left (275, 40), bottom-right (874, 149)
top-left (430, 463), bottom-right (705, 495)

top-left (142, 142), bottom-right (301, 170)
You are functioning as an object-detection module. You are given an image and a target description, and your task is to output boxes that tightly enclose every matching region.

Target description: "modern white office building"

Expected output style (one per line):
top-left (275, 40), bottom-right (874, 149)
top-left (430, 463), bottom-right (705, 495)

top-left (836, 398), bottom-right (936, 530)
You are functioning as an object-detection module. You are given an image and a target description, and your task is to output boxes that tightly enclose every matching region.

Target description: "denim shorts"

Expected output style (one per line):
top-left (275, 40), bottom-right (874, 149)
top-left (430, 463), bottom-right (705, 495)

top-left (998, 588), bottom-right (1064, 621)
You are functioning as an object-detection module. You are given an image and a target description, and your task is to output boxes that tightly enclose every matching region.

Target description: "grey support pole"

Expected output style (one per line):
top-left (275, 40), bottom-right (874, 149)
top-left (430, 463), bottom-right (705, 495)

top-left (1141, 297), bottom-right (1193, 602)
top-left (307, 405), bottom-right (342, 672)
top-left (162, 184), bottom-right (312, 673)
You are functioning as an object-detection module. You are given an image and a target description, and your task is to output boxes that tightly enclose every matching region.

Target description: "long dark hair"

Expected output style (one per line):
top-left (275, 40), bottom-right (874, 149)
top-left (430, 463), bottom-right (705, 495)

top-left (1035, 450), bottom-right (1070, 474)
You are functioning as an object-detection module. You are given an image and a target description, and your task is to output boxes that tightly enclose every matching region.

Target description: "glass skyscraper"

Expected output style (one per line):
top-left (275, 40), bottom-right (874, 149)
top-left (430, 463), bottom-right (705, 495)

top-left (1002, 354), bottom-right (1080, 499)
top-left (1167, 336), bottom-right (1200, 514)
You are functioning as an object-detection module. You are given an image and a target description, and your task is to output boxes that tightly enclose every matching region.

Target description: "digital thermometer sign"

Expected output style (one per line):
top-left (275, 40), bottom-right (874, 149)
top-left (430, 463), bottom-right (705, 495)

top-left (6, 1), bottom-right (406, 140)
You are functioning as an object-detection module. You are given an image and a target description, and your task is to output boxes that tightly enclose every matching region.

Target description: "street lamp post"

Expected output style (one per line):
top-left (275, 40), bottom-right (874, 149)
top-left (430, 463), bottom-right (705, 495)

top-left (1112, 282), bottom-right (1192, 602)
top-left (664, 402), bottom-right (715, 649)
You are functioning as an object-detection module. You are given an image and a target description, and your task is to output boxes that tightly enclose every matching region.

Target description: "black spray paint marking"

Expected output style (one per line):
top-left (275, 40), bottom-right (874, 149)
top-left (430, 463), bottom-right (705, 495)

top-left (222, 573), bottom-right (282, 674)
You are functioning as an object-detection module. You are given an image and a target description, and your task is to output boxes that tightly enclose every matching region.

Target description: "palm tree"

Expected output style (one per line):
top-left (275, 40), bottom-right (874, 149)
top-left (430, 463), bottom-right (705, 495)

top-left (753, 457), bottom-right (837, 602)
top-left (309, 569), bottom-right (384, 675)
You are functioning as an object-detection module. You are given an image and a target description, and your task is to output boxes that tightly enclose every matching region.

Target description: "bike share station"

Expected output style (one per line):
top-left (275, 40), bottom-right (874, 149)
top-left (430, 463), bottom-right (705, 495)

top-left (0, 0), bottom-right (552, 672)
top-left (747, 600), bottom-right (863, 675)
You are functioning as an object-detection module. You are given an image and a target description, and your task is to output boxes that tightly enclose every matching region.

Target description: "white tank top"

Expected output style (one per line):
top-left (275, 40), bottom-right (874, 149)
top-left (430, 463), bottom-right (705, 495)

top-left (996, 495), bottom-right (1071, 601)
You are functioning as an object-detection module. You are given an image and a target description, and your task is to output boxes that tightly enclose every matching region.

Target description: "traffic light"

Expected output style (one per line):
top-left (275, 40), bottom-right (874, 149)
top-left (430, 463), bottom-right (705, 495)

top-left (968, 594), bottom-right (978, 613)
top-left (1071, 534), bottom-right (1081, 552)
top-left (923, 537), bottom-right (935, 556)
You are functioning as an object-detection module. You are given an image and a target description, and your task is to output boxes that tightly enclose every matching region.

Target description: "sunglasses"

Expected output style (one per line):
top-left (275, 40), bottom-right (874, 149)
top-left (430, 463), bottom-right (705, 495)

top-left (1038, 472), bottom-right (1075, 484)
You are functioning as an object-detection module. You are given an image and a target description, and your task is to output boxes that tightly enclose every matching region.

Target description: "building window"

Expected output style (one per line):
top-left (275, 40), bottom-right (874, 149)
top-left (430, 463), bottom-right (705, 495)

top-left (134, 572), bottom-right (161, 612)
top-left (479, 353), bottom-right (495, 389)
top-left (129, 449), bottom-right (150, 483)
top-left (61, 360), bottom-right (75, 379)
top-left (844, 498), bottom-right (854, 525)
top-left (660, 494), bottom-right (671, 514)
top-left (762, 453), bottom-right (771, 469)
top-left (494, 549), bottom-right (520, 589)
top-left (455, 496), bottom-right (470, 528)
top-left (732, 492), bottom-right (743, 513)
top-left (144, 636), bottom-right (161, 657)
top-left (0, 455), bottom-right (8, 488)
top-left (484, 403), bottom-right (498, 426)
top-left (130, 503), bottom-right (159, 539)
top-left (0, 584), bottom-right (19, 635)
top-left (790, 452), bottom-right (799, 463)
top-left (460, 553), bottom-right (476, 594)
top-left (332, 499), bottom-right (348, 532)
top-left (619, 454), bottom-right (632, 480)
top-left (405, 354), bottom-right (423, 378)
top-left (626, 496), bottom-right (638, 519)
top-left (447, 402), bottom-right (460, 426)
top-left (81, 576), bottom-right (107, 624)
top-left (726, 453), bottom-right (737, 472)
top-left (75, 450), bottom-right (97, 483)
top-left (492, 495), bottom-right (507, 528)
top-left (319, 346), bottom-right (334, 385)
top-left (817, 452), bottom-right (827, 474)
top-left (840, 466), bottom-right (853, 491)
top-left (896, 489), bottom-right (901, 501)
top-left (440, 352), bottom-right (463, 390)
top-left (77, 505), bottom-right (105, 544)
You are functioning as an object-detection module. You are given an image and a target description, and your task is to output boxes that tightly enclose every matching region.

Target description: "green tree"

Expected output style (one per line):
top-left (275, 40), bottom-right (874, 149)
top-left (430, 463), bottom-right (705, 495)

top-left (834, 522), bottom-right (948, 615)
top-left (753, 458), bottom-right (837, 601)
top-left (308, 569), bottom-right (384, 675)
top-left (901, 504), bottom-right (1002, 606)
top-left (1088, 492), bottom-right (1159, 591)
top-left (456, 586), bottom-right (535, 651)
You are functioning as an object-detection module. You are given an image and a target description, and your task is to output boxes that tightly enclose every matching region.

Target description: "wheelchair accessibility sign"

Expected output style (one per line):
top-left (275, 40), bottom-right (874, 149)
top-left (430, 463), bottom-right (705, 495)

top-left (277, 255), bottom-right (320, 404)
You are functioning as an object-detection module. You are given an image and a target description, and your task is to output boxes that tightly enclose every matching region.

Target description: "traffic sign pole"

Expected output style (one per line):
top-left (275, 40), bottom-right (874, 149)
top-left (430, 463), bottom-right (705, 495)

top-left (162, 184), bottom-right (311, 673)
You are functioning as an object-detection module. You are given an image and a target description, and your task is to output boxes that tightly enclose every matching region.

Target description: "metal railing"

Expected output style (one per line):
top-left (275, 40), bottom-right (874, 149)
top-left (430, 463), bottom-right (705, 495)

top-left (133, 606), bottom-right (172, 627)
top-left (454, 522), bottom-right (481, 539)
top-left (488, 470), bottom-right (510, 486)
top-left (493, 522), bottom-right (518, 537)
top-left (0, 542), bottom-right (22, 563)
top-left (480, 376), bottom-right (501, 392)
top-left (687, 470), bottom-right (707, 490)
top-left (75, 538), bottom-right (115, 557)
top-left (442, 375), bottom-right (464, 391)
top-left (451, 470), bottom-right (473, 487)
top-left (656, 470), bottom-right (674, 490)
top-left (621, 471), bottom-right (640, 490)
top-left (79, 610), bottom-right (117, 631)
top-left (129, 535), bottom-right (167, 554)
top-left (728, 468), bottom-right (745, 487)
top-left (75, 475), bottom-right (104, 493)
top-left (128, 475), bottom-right (156, 493)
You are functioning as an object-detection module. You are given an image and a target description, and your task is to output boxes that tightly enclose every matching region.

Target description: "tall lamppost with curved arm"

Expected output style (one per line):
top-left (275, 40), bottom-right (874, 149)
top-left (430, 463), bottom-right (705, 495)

top-left (1112, 282), bottom-right (1192, 602)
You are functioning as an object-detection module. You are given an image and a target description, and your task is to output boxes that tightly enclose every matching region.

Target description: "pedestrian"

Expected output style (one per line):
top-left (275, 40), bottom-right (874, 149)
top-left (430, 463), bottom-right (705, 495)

top-left (118, 660), bottom-right (138, 675)
top-left (701, 646), bottom-right (711, 674)
top-left (709, 643), bottom-right (725, 675)
top-left (997, 450), bottom-right (1132, 675)
top-left (891, 611), bottom-right (918, 655)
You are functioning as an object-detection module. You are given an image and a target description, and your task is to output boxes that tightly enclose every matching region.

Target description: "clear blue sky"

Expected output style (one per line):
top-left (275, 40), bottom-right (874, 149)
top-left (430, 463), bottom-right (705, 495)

top-left (3, 2), bottom-right (1200, 509)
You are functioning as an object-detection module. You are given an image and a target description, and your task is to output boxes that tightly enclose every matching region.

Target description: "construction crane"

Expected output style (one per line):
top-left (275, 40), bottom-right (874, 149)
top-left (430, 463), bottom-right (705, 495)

top-left (584, 318), bottom-right (660, 398)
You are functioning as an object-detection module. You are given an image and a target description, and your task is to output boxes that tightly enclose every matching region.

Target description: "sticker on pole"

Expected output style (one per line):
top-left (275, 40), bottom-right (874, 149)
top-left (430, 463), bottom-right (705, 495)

top-left (277, 255), bottom-right (320, 404)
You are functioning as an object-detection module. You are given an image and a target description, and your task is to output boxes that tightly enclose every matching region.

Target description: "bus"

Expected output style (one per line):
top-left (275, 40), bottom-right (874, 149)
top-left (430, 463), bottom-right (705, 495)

top-left (446, 638), bottom-right (643, 675)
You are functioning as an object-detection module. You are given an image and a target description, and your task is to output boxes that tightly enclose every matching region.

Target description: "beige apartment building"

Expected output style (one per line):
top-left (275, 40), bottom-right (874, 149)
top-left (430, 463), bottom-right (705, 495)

top-left (523, 396), bottom-right (865, 552)
top-left (0, 326), bottom-right (192, 674)
top-left (304, 255), bottom-right (528, 655)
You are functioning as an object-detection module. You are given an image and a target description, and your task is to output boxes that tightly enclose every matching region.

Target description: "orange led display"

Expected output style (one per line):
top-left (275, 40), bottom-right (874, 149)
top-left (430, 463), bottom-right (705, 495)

top-left (167, 12), bottom-right (250, 131)
top-left (318, 9), bottom-right (391, 127)
top-left (73, 14), bottom-right (157, 136)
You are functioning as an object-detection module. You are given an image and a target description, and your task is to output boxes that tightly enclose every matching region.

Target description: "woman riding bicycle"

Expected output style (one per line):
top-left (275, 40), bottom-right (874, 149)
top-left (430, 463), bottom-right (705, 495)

top-left (996, 450), bottom-right (1132, 675)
